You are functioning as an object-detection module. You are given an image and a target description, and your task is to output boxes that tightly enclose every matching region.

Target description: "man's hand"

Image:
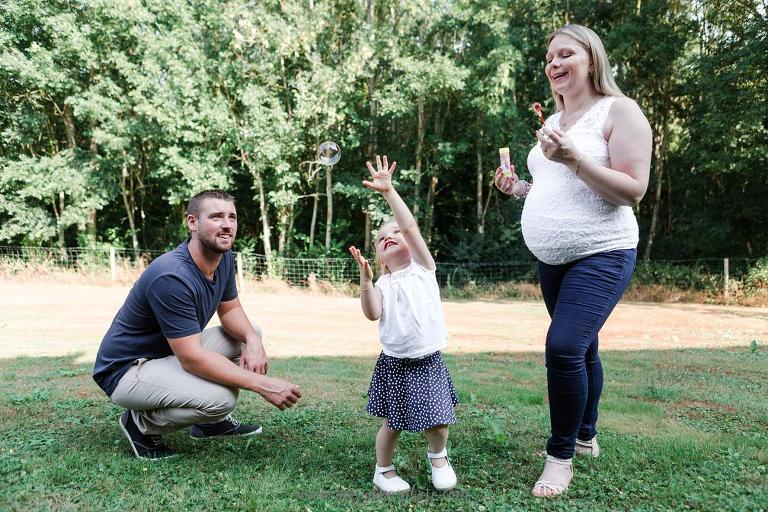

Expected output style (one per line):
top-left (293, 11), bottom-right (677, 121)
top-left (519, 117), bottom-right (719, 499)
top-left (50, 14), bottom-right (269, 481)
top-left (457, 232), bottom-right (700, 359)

top-left (240, 341), bottom-right (268, 375)
top-left (259, 376), bottom-right (302, 410)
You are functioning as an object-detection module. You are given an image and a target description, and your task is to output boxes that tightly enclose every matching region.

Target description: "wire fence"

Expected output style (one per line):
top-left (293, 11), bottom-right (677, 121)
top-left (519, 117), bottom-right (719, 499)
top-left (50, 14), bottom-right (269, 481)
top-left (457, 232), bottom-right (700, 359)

top-left (0, 246), bottom-right (764, 295)
top-left (241, 254), bottom-right (540, 288)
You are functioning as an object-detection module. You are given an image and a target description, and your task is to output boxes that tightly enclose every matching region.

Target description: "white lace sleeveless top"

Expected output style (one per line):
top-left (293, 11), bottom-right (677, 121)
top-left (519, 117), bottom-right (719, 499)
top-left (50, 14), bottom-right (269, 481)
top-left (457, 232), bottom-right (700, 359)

top-left (521, 96), bottom-right (638, 265)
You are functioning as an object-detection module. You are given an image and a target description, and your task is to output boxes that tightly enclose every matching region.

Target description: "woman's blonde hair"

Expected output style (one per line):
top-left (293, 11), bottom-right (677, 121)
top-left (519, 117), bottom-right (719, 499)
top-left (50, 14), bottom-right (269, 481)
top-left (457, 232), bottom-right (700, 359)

top-left (546, 24), bottom-right (624, 111)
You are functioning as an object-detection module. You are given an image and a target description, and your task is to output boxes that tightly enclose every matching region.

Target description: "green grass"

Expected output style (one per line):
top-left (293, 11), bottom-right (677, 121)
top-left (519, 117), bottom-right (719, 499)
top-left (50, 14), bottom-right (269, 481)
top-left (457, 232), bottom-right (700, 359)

top-left (1, 349), bottom-right (766, 511)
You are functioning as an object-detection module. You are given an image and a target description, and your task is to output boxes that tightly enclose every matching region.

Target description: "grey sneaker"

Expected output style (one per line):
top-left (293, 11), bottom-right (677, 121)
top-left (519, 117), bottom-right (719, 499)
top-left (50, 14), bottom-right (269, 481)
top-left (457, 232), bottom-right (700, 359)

top-left (189, 416), bottom-right (262, 440)
top-left (119, 411), bottom-right (177, 460)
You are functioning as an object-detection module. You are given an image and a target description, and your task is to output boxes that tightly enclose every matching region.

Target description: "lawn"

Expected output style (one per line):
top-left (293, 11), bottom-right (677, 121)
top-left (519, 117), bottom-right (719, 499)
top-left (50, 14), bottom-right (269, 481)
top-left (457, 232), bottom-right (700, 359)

top-left (1, 348), bottom-right (766, 511)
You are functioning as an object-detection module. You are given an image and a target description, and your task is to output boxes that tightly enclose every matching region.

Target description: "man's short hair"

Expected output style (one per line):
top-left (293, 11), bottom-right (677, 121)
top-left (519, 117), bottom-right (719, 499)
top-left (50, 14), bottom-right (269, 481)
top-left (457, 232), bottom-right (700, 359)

top-left (186, 190), bottom-right (236, 218)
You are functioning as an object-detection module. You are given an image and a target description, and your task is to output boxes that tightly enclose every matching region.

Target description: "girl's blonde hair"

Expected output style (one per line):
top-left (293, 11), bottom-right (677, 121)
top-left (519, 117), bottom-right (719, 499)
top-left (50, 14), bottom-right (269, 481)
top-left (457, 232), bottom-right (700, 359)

top-left (373, 218), bottom-right (397, 275)
top-left (546, 24), bottom-right (624, 111)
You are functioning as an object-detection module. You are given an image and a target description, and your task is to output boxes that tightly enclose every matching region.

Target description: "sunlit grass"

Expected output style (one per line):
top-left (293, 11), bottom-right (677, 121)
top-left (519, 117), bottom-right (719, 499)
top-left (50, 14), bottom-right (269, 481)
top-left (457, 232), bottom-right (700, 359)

top-left (1, 348), bottom-right (766, 511)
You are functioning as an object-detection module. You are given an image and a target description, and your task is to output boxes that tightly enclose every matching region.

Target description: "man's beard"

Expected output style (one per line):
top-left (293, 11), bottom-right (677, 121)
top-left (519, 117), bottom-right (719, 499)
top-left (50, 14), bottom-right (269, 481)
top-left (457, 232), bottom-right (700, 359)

top-left (199, 231), bottom-right (234, 254)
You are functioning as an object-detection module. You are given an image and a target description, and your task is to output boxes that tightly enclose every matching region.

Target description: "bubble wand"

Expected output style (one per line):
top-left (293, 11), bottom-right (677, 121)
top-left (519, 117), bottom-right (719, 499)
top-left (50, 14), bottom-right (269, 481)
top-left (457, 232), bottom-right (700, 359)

top-left (532, 102), bottom-right (545, 127)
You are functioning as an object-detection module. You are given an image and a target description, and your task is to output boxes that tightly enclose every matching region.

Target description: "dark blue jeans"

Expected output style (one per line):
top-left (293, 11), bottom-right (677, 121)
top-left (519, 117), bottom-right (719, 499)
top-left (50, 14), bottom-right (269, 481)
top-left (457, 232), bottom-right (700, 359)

top-left (537, 249), bottom-right (636, 459)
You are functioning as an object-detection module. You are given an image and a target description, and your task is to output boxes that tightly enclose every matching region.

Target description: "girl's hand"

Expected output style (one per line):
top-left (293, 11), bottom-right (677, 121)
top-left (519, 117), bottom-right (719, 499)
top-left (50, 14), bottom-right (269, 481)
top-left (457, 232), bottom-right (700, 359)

top-left (494, 166), bottom-right (528, 196)
top-left (348, 245), bottom-right (373, 282)
top-left (536, 126), bottom-right (581, 166)
top-left (363, 155), bottom-right (397, 194)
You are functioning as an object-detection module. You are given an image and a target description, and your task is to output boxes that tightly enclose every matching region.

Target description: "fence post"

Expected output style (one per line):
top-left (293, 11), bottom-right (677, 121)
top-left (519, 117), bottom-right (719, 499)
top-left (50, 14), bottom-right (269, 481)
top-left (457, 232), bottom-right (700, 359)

top-left (110, 247), bottom-right (116, 282)
top-left (723, 257), bottom-right (729, 299)
top-left (237, 251), bottom-right (244, 292)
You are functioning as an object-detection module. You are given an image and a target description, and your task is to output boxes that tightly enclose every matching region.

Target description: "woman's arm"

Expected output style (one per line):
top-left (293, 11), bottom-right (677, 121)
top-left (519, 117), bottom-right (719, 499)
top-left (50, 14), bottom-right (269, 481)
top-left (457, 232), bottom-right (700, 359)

top-left (539, 98), bottom-right (652, 206)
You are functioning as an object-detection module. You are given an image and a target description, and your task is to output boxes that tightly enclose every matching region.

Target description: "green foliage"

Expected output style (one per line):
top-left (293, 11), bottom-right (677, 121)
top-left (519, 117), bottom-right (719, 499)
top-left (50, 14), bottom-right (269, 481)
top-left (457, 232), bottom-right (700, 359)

top-left (632, 261), bottom-right (722, 291)
top-left (0, 0), bottom-right (764, 264)
top-left (744, 258), bottom-right (768, 291)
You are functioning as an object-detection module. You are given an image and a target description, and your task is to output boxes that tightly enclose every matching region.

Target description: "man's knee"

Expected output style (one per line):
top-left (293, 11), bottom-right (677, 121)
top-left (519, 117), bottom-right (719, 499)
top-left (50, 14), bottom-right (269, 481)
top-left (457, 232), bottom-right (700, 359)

top-left (202, 386), bottom-right (239, 418)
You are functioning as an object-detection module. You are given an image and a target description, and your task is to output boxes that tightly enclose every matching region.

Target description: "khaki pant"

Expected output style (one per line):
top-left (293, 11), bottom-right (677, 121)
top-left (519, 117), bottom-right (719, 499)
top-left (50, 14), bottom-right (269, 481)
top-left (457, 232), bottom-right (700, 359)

top-left (110, 324), bottom-right (261, 435)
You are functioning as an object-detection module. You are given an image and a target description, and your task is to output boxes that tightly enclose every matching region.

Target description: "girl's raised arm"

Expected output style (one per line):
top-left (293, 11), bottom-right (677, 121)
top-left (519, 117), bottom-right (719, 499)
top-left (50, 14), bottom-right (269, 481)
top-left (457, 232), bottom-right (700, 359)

top-left (364, 155), bottom-right (436, 271)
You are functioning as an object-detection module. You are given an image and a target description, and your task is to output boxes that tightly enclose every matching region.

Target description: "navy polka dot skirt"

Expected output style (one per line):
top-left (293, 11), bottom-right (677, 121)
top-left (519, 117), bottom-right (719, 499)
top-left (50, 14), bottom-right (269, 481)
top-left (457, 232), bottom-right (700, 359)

top-left (366, 351), bottom-right (460, 432)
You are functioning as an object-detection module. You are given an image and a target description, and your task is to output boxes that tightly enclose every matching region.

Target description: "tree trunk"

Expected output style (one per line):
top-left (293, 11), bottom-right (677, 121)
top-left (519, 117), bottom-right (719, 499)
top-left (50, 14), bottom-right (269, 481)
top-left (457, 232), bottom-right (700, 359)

top-left (278, 205), bottom-right (288, 254)
top-left (364, 210), bottom-right (371, 254)
top-left (254, 169), bottom-right (272, 260)
top-left (285, 204), bottom-right (295, 256)
top-left (644, 118), bottom-right (668, 261)
top-left (424, 176), bottom-right (438, 245)
top-left (279, 57), bottom-right (293, 119)
top-left (277, 183), bottom-right (289, 254)
top-left (51, 191), bottom-right (67, 259)
top-left (309, 187), bottom-right (319, 248)
top-left (476, 136), bottom-right (484, 234)
top-left (412, 96), bottom-right (425, 219)
top-left (62, 104), bottom-right (76, 149)
top-left (325, 165), bottom-right (333, 251)
top-left (87, 209), bottom-right (97, 247)
top-left (120, 162), bottom-right (140, 260)
top-left (666, 166), bottom-right (673, 233)
top-left (366, 0), bottom-right (377, 159)
top-left (56, 105), bottom-right (77, 254)
top-left (87, 120), bottom-right (97, 247)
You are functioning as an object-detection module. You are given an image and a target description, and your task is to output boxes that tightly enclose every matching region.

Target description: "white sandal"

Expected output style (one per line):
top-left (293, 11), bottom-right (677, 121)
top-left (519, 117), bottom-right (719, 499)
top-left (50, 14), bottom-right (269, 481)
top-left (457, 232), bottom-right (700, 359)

top-left (537, 435), bottom-right (600, 459)
top-left (427, 448), bottom-right (457, 491)
top-left (373, 464), bottom-right (410, 494)
top-left (532, 455), bottom-right (573, 498)
top-left (575, 436), bottom-right (600, 458)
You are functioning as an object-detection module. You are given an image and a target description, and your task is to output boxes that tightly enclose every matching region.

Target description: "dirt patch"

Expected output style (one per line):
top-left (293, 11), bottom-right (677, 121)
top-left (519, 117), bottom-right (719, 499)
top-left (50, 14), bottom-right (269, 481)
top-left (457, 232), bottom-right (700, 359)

top-left (0, 281), bottom-right (766, 363)
top-left (674, 399), bottom-right (738, 413)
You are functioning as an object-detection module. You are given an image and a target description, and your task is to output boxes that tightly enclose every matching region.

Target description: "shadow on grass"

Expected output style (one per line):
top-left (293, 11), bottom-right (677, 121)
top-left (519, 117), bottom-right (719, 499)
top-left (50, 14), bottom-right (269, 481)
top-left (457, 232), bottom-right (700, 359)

top-left (1, 348), bottom-right (766, 511)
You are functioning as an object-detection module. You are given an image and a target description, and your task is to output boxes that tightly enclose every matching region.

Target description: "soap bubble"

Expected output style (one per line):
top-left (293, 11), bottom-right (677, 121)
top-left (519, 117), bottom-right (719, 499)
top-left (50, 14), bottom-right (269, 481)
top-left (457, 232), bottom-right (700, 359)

top-left (317, 141), bottom-right (341, 166)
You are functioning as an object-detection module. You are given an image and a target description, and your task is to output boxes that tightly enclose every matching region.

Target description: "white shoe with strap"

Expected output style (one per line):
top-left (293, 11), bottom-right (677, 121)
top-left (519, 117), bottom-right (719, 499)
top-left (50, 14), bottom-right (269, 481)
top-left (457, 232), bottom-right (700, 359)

top-left (372, 465), bottom-right (410, 494)
top-left (532, 455), bottom-right (573, 498)
top-left (427, 448), bottom-right (457, 491)
top-left (575, 436), bottom-right (600, 458)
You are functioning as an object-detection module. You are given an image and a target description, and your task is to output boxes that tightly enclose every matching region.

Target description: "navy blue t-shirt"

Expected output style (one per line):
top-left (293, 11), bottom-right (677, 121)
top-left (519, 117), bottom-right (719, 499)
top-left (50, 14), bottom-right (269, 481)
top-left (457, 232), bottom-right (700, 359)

top-left (93, 240), bottom-right (238, 396)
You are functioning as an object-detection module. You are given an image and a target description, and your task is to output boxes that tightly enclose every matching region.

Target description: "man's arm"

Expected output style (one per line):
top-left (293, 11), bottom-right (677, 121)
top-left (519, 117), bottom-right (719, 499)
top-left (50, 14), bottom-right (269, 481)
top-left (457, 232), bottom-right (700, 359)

top-left (167, 334), bottom-right (300, 410)
top-left (217, 297), bottom-right (267, 374)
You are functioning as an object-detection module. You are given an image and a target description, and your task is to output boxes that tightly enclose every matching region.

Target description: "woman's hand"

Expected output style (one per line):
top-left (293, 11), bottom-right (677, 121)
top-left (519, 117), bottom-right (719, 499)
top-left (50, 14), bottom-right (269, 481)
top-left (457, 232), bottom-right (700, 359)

top-left (363, 155), bottom-right (396, 194)
top-left (348, 245), bottom-right (373, 282)
top-left (536, 126), bottom-right (581, 166)
top-left (494, 166), bottom-right (528, 196)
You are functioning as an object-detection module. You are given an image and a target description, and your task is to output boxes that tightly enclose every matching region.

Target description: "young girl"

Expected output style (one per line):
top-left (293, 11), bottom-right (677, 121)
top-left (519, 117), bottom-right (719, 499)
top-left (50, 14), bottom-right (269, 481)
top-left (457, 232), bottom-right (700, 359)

top-left (348, 155), bottom-right (459, 494)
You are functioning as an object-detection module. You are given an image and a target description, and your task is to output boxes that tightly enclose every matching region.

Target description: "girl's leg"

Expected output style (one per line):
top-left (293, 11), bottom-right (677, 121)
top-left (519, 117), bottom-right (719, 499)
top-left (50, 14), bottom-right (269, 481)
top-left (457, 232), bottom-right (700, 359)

top-left (543, 249), bottom-right (636, 459)
top-left (424, 425), bottom-right (449, 468)
top-left (376, 419), bottom-right (402, 477)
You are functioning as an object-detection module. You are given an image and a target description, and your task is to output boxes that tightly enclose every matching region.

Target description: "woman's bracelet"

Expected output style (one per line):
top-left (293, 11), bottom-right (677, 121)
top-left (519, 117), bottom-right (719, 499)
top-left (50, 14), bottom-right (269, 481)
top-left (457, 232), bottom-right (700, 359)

top-left (513, 180), bottom-right (532, 200)
top-left (574, 152), bottom-right (584, 175)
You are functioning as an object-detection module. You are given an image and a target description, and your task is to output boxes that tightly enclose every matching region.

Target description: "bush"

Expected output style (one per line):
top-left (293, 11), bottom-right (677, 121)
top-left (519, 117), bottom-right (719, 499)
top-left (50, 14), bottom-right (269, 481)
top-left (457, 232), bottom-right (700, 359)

top-left (743, 258), bottom-right (768, 291)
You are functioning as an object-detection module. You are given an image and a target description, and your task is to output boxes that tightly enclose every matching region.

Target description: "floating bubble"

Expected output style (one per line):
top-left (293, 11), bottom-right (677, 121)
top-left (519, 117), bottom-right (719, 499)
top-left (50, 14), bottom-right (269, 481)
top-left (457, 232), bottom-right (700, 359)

top-left (317, 141), bottom-right (341, 166)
